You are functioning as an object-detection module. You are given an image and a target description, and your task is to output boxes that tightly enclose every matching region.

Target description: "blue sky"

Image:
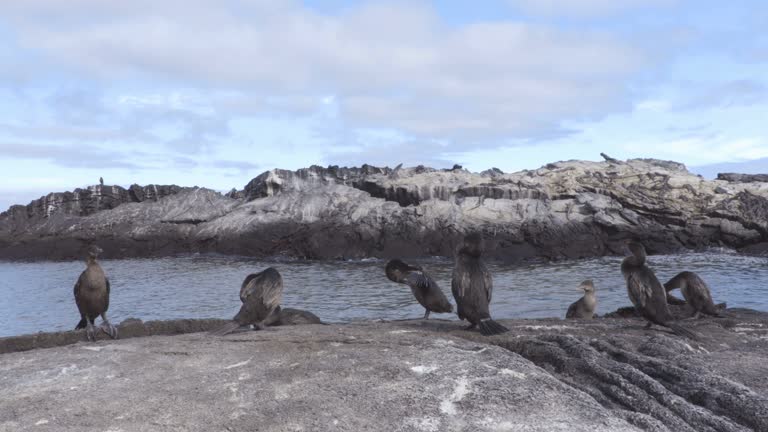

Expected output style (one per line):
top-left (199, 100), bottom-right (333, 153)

top-left (1, 0), bottom-right (767, 210)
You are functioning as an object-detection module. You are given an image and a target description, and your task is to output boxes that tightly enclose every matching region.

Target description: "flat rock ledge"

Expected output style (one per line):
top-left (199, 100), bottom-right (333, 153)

top-left (1, 309), bottom-right (767, 432)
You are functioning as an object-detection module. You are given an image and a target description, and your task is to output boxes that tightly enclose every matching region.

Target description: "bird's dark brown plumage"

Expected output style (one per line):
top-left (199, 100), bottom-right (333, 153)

top-left (73, 246), bottom-right (118, 341)
top-left (451, 233), bottom-right (508, 336)
top-left (565, 280), bottom-right (597, 319)
top-left (621, 242), bottom-right (698, 340)
top-left (212, 267), bottom-right (284, 335)
top-left (385, 259), bottom-right (452, 319)
top-left (664, 271), bottom-right (721, 318)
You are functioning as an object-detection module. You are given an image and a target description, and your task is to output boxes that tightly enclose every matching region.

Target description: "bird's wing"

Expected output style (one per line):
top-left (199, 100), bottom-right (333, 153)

top-left (404, 271), bottom-right (438, 293)
top-left (104, 277), bottom-right (111, 312)
top-left (73, 277), bottom-right (81, 299)
top-left (451, 268), bottom-right (469, 298)
top-left (73, 272), bottom-right (86, 314)
top-left (627, 272), bottom-right (651, 308)
top-left (482, 265), bottom-right (493, 303)
top-left (566, 301), bottom-right (578, 318)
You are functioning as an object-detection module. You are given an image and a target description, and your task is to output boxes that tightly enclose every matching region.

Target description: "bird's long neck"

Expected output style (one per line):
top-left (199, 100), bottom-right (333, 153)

top-left (664, 273), bottom-right (687, 291)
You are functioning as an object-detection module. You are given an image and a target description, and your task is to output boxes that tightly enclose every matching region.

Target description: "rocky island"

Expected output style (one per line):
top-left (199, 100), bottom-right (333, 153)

top-left (1, 157), bottom-right (767, 261)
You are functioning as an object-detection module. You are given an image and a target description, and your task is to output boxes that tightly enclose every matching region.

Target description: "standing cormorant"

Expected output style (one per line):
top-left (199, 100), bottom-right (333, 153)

top-left (74, 245), bottom-right (118, 341)
top-left (565, 280), bottom-right (597, 319)
top-left (664, 271), bottom-right (721, 318)
top-left (211, 267), bottom-right (283, 336)
top-left (99, 176), bottom-right (104, 186)
top-left (451, 233), bottom-right (509, 336)
top-left (385, 259), bottom-right (453, 319)
top-left (621, 241), bottom-right (698, 339)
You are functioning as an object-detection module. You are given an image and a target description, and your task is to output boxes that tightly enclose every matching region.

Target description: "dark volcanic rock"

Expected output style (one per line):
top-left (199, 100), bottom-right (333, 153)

top-left (2, 158), bottom-right (768, 260)
top-left (717, 173), bottom-right (768, 183)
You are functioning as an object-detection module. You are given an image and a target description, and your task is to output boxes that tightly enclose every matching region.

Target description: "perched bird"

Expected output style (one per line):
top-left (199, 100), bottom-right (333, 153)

top-left (451, 233), bottom-right (509, 336)
top-left (621, 241), bottom-right (699, 340)
top-left (74, 245), bottom-right (118, 341)
top-left (664, 271), bottom-right (721, 318)
top-left (99, 176), bottom-right (104, 186)
top-left (565, 280), bottom-right (597, 319)
top-left (385, 259), bottom-right (453, 319)
top-left (211, 267), bottom-right (283, 336)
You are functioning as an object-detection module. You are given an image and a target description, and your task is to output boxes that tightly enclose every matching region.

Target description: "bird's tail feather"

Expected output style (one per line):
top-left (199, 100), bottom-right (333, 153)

top-left (478, 319), bottom-right (509, 336)
top-left (668, 323), bottom-right (700, 341)
top-left (209, 321), bottom-right (242, 336)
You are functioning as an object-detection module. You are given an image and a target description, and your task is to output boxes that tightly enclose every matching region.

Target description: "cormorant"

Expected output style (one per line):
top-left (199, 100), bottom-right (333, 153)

top-left (565, 280), bottom-right (597, 319)
top-left (621, 241), bottom-right (699, 340)
top-left (74, 245), bottom-right (118, 341)
top-left (664, 271), bottom-right (721, 318)
top-left (451, 233), bottom-right (509, 336)
top-left (211, 267), bottom-right (283, 335)
top-left (385, 259), bottom-right (453, 319)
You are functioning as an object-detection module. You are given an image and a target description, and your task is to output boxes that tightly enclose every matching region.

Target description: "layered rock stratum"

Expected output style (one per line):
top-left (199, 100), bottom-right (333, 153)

top-left (2, 157), bottom-right (768, 260)
top-left (1, 307), bottom-right (766, 431)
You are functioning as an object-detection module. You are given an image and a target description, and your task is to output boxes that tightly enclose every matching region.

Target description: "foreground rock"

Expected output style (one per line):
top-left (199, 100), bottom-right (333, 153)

top-left (1, 309), bottom-right (766, 431)
top-left (0, 308), bottom-right (322, 355)
top-left (2, 158), bottom-right (768, 260)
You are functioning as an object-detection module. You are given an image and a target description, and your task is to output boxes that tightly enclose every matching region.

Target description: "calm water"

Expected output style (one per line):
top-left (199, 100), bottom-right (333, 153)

top-left (0, 252), bottom-right (766, 337)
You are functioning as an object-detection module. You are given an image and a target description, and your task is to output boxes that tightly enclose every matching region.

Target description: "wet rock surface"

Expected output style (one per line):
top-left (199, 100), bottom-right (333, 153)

top-left (1, 308), bottom-right (766, 431)
top-left (2, 158), bottom-right (768, 260)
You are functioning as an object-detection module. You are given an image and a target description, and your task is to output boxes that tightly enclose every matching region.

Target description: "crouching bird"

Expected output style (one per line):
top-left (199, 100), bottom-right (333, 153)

top-left (664, 271), bottom-right (723, 318)
top-left (211, 267), bottom-right (283, 336)
top-left (566, 280), bottom-right (597, 319)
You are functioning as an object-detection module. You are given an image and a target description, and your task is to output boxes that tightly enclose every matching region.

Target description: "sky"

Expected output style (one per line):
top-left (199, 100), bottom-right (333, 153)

top-left (0, 0), bottom-right (767, 210)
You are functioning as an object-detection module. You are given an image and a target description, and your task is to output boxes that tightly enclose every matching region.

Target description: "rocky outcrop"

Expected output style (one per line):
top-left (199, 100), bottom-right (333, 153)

top-left (1, 308), bottom-right (766, 431)
top-left (0, 183), bottom-right (185, 227)
top-left (717, 173), bottom-right (768, 183)
top-left (2, 158), bottom-right (768, 260)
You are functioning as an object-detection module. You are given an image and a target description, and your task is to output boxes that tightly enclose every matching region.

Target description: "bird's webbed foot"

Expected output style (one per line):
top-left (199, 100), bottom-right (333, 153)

top-left (464, 323), bottom-right (477, 331)
top-left (644, 322), bottom-right (653, 329)
top-left (100, 320), bottom-right (119, 339)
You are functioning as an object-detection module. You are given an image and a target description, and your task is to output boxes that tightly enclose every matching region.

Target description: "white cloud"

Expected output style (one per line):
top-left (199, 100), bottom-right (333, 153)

top-left (1, 0), bottom-right (649, 142)
top-left (506, 0), bottom-right (678, 17)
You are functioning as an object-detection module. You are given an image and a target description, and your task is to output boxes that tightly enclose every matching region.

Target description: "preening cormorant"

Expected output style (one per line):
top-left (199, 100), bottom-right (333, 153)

top-left (565, 280), bottom-right (597, 319)
top-left (621, 242), bottom-right (699, 340)
top-left (385, 259), bottom-right (453, 319)
top-left (451, 233), bottom-right (509, 336)
top-left (664, 271), bottom-right (721, 318)
top-left (74, 245), bottom-right (118, 341)
top-left (211, 267), bottom-right (283, 336)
